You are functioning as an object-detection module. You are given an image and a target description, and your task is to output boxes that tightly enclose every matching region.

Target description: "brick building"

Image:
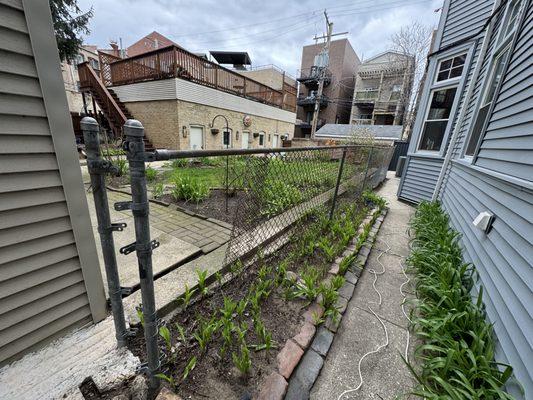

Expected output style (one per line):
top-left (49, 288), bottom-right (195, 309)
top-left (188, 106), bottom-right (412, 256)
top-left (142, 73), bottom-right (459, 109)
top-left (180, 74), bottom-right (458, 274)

top-left (295, 39), bottom-right (360, 137)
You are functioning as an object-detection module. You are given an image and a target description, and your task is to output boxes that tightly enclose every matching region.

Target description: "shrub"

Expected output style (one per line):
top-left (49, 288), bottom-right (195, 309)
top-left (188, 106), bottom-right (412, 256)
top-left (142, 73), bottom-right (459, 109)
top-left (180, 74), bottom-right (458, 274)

top-left (362, 190), bottom-right (387, 210)
top-left (114, 157), bottom-right (128, 176)
top-left (171, 175), bottom-right (209, 203)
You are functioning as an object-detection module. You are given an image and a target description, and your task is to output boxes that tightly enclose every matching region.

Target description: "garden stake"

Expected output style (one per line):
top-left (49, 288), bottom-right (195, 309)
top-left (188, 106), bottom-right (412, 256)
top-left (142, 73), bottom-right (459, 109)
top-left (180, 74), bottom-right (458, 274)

top-left (81, 117), bottom-right (128, 347)
top-left (123, 119), bottom-right (161, 395)
top-left (329, 147), bottom-right (347, 221)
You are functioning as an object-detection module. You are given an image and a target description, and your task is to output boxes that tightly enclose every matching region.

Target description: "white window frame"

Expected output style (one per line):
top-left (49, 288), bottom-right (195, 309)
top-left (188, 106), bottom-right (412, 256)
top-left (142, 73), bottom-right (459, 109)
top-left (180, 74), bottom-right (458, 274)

top-left (416, 84), bottom-right (459, 152)
top-left (434, 53), bottom-right (467, 84)
top-left (462, 0), bottom-right (525, 160)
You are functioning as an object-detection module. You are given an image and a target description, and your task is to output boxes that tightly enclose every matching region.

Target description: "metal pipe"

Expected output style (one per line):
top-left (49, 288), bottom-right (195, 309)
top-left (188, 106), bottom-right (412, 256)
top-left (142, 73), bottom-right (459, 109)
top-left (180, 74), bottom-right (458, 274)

top-left (81, 117), bottom-right (128, 347)
top-left (123, 120), bottom-right (160, 395)
top-left (154, 144), bottom-right (385, 160)
top-left (330, 148), bottom-right (347, 220)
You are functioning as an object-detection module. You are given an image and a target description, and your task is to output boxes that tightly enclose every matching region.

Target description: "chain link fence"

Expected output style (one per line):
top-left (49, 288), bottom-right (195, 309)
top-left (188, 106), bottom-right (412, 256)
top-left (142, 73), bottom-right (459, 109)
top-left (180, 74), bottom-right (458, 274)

top-left (83, 117), bottom-right (393, 391)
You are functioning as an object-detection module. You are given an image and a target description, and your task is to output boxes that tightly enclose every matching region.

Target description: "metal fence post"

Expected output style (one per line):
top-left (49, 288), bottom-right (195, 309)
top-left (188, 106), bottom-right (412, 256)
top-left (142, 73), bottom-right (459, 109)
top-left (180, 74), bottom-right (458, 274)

top-left (122, 120), bottom-right (160, 394)
top-left (329, 147), bottom-right (347, 220)
top-left (81, 117), bottom-right (128, 347)
top-left (361, 146), bottom-right (374, 193)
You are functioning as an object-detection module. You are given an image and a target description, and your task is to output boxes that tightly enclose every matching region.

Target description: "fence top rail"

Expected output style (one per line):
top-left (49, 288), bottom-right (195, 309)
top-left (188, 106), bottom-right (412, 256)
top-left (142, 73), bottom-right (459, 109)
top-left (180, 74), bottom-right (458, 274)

top-left (152, 144), bottom-right (391, 160)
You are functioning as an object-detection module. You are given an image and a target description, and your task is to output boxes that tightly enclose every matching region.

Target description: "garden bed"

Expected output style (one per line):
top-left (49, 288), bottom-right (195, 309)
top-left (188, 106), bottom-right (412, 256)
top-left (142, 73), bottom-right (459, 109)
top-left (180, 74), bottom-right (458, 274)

top-left (105, 192), bottom-right (386, 400)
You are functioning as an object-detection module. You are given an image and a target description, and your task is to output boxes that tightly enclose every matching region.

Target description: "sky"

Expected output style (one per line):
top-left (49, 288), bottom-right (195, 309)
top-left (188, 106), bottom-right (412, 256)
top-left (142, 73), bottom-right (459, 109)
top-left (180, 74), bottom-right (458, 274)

top-left (77, 0), bottom-right (443, 77)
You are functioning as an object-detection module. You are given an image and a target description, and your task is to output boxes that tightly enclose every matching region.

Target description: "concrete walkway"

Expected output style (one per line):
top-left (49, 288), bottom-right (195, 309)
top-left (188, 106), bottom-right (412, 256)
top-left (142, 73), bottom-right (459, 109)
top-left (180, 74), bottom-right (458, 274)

top-left (86, 187), bottom-right (231, 292)
top-left (311, 172), bottom-right (416, 399)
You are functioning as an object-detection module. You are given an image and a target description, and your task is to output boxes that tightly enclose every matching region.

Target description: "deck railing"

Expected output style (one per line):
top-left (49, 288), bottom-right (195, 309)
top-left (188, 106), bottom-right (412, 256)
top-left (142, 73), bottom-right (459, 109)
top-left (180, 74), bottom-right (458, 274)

top-left (106, 45), bottom-right (297, 112)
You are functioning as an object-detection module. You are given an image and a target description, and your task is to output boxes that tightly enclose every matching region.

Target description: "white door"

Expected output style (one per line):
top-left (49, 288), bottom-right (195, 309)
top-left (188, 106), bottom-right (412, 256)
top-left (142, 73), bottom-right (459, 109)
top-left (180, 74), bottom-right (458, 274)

top-left (241, 132), bottom-right (249, 149)
top-left (272, 134), bottom-right (279, 148)
top-left (190, 126), bottom-right (203, 150)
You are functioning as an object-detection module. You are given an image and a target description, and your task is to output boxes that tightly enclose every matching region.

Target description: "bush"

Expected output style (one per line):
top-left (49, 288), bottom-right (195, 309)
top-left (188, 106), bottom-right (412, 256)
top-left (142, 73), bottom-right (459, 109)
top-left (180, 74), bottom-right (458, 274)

top-left (152, 182), bottom-right (164, 199)
top-left (114, 157), bottom-right (128, 176)
top-left (261, 180), bottom-right (303, 218)
top-left (407, 201), bottom-right (516, 399)
top-left (171, 175), bottom-right (209, 203)
top-left (145, 166), bottom-right (158, 182)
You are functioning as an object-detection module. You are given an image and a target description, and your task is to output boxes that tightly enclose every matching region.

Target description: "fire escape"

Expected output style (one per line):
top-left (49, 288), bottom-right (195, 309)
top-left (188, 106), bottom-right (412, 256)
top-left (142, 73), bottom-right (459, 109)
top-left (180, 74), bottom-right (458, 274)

top-left (296, 66), bottom-right (332, 133)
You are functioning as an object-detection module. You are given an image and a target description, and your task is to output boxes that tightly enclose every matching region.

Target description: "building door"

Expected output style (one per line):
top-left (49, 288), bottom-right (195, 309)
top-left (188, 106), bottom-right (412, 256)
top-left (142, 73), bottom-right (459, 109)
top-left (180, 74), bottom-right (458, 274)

top-left (190, 126), bottom-right (203, 150)
top-left (272, 134), bottom-right (279, 148)
top-left (241, 132), bottom-right (249, 149)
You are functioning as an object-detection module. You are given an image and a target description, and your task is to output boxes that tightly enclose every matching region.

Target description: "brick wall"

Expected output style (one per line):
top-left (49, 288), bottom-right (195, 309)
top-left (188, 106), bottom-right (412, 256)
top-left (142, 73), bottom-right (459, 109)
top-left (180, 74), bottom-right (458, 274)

top-left (124, 99), bottom-right (295, 150)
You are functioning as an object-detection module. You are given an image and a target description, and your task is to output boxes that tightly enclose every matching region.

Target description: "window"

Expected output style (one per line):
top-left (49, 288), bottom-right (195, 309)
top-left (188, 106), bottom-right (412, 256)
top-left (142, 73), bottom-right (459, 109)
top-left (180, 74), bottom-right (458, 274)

top-left (259, 133), bottom-right (265, 146)
top-left (418, 87), bottom-right (457, 151)
top-left (89, 58), bottom-right (99, 70)
top-left (465, 47), bottom-right (510, 156)
top-left (499, 0), bottom-right (522, 44)
top-left (222, 129), bottom-right (231, 148)
top-left (436, 54), bottom-right (466, 82)
top-left (390, 85), bottom-right (402, 101)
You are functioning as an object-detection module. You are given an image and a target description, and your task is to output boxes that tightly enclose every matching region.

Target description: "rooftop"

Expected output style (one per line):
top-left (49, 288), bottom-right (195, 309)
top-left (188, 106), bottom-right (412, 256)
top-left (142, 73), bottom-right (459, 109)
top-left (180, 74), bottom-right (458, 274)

top-left (315, 124), bottom-right (403, 140)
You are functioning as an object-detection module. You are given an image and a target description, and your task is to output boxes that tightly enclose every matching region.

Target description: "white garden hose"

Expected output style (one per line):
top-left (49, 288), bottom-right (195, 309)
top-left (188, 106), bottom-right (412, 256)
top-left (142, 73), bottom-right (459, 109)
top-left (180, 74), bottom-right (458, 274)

top-left (337, 231), bottom-right (412, 399)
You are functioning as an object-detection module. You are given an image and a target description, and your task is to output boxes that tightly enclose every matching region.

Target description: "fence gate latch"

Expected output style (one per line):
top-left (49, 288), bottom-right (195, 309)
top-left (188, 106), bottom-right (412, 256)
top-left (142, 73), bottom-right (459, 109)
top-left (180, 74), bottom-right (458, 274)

top-left (110, 222), bottom-right (127, 231)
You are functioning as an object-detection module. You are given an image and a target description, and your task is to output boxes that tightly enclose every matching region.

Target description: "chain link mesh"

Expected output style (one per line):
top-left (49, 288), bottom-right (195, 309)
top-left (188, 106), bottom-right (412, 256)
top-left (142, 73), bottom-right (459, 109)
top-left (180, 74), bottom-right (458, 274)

top-left (219, 145), bottom-right (394, 265)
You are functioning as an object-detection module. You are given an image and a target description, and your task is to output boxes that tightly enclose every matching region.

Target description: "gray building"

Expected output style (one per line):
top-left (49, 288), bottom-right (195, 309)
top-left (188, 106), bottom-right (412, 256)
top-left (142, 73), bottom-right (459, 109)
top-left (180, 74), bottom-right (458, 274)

top-left (350, 51), bottom-right (414, 126)
top-left (398, 0), bottom-right (532, 397)
top-left (0, 0), bottom-right (107, 366)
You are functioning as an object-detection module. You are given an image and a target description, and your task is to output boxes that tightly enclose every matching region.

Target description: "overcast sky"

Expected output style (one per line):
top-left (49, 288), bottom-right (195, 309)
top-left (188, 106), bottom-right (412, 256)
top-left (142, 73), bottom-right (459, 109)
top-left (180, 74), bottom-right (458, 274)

top-left (78, 0), bottom-right (443, 77)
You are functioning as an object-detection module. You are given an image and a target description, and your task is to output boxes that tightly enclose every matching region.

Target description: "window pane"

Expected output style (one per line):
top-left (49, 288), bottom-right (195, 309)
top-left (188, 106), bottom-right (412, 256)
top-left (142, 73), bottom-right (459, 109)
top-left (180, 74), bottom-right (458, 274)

top-left (452, 54), bottom-right (466, 67)
top-left (419, 121), bottom-right (448, 151)
top-left (427, 87), bottom-right (457, 120)
top-left (223, 131), bottom-right (230, 146)
top-left (484, 49), bottom-right (509, 105)
top-left (449, 65), bottom-right (464, 78)
top-left (439, 59), bottom-right (452, 71)
top-left (437, 71), bottom-right (449, 81)
top-left (466, 103), bottom-right (490, 155)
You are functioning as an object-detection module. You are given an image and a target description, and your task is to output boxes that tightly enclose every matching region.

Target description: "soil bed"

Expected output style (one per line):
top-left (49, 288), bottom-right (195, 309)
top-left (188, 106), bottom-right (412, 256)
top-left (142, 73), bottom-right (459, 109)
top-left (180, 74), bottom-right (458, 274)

top-left (161, 189), bottom-right (243, 225)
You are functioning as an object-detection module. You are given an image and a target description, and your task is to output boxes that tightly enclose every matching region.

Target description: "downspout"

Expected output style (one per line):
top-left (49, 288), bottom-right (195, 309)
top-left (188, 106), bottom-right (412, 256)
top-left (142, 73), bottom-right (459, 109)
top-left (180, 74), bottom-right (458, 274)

top-left (431, 18), bottom-right (496, 201)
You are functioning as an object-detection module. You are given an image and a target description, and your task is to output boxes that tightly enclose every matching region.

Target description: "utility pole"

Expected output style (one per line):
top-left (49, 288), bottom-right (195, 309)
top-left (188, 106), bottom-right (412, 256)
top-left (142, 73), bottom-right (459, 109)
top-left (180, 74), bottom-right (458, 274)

top-left (310, 11), bottom-right (333, 139)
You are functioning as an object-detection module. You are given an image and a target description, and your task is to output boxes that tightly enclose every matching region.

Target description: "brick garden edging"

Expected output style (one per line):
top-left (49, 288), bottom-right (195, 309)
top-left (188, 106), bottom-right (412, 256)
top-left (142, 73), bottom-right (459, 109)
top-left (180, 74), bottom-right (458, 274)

top-left (256, 207), bottom-right (388, 400)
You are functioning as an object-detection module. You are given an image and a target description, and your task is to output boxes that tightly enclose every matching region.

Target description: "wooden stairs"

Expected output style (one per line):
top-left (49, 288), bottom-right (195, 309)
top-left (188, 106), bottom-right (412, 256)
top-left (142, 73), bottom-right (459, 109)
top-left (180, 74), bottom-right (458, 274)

top-left (78, 62), bottom-right (155, 151)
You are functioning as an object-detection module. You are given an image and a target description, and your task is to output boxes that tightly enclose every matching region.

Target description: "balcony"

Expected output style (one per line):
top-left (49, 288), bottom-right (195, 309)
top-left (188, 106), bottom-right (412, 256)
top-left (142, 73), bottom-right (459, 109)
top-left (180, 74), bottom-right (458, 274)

top-left (297, 94), bottom-right (329, 108)
top-left (99, 45), bottom-right (297, 112)
top-left (297, 66), bottom-right (332, 89)
top-left (353, 90), bottom-right (378, 104)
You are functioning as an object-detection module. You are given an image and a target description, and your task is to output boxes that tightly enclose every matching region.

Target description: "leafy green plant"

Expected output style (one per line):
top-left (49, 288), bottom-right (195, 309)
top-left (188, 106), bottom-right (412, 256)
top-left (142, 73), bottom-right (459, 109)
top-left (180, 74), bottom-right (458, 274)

top-left (175, 322), bottom-right (187, 344)
top-left (260, 179), bottom-right (303, 218)
top-left (171, 159), bottom-right (188, 168)
top-left (291, 267), bottom-right (320, 301)
top-left (319, 281), bottom-right (340, 324)
top-left (145, 166), bottom-right (158, 182)
top-left (136, 305), bottom-right (145, 327)
top-left (152, 182), bottom-right (164, 198)
top-left (155, 373), bottom-right (176, 390)
top-left (181, 284), bottom-right (196, 308)
top-left (362, 190), bottom-right (387, 210)
top-left (318, 237), bottom-right (337, 263)
top-left (182, 356), bottom-right (197, 381)
top-left (171, 175), bottom-right (209, 203)
top-left (114, 156), bottom-right (128, 176)
top-left (232, 344), bottom-right (251, 375)
top-left (159, 325), bottom-right (172, 351)
top-left (406, 201), bottom-right (516, 399)
top-left (193, 317), bottom-right (218, 353)
top-left (196, 269), bottom-right (209, 296)
top-left (252, 317), bottom-right (274, 352)
top-left (339, 253), bottom-right (356, 275)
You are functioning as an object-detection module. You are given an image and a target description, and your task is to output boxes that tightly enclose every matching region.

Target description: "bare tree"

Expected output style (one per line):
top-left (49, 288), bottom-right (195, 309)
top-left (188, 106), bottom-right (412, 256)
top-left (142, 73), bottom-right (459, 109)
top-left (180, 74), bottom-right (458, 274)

top-left (389, 22), bottom-right (433, 139)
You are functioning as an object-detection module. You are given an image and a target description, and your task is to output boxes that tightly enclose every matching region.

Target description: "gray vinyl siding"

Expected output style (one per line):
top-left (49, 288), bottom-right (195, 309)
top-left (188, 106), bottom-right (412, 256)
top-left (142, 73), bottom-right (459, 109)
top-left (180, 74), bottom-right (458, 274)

top-left (397, 156), bottom-right (443, 202)
top-left (440, 0), bottom-right (494, 47)
top-left (439, 163), bottom-right (533, 397)
top-left (0, 1), bottom-right (95, 366)
top-left (450, 8), bottom-right (504, 157)
top-left (476, 1), bottom-right (533, 181)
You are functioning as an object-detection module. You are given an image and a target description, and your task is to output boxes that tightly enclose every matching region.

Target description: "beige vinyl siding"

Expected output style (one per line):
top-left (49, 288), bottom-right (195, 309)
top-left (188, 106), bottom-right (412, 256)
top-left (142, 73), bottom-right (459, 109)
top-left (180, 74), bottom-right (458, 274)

top-left (0, 1), bottom-right (98, 366)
